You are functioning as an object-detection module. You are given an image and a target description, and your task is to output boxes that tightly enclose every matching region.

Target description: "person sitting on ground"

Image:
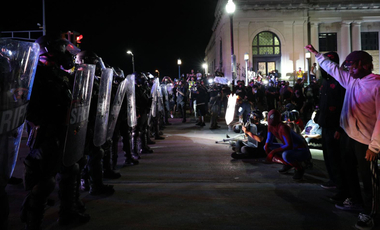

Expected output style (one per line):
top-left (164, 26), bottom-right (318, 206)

top-left (264, 109), bottom-right (312, 180)
top-left (231, 110), bottom-right (267, 159)
top-left (301, 109), bottom-right (322, 146)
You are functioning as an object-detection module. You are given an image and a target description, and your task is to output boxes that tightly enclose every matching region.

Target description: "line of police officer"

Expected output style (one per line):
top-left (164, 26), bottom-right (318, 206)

top-left (0, 32), bottom-right (167, 230)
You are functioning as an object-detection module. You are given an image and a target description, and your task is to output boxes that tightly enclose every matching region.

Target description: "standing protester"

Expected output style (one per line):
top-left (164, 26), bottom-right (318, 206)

top-left (176, 79), bottom-right (188, 123)
top-left (316, 52), bottom-right (348, 202)
top-left (306, 44), bottom-right (380, 230)
top-left (194, 80), bottom-right (208, 127)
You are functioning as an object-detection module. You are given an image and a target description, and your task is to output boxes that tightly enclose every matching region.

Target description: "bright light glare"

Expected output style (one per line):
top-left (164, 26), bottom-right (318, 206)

top-left (226, 0), bottom-right (236, 14)
top-left (127, 50), bottom-right (133, 55)
top-left (208, 79), bottom-right (213, 84)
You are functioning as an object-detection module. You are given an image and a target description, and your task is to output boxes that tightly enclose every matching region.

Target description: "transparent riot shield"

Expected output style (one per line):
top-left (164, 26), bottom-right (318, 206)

top-left (63, 64), bottom-right (95, 166)
top-left (106, 77), bottom-right (128, 141)
top-left (161, 84), bottom-right (169, 112)
top-left (157, 84), bottom-right (164, 113)
top-left (125, 74), bottom-right (137, 128)
top-left (0, 38), bottom-right (39, 183)
top-left (150, 78), bottom-right (159, 118)
top-left (93, 68), bottom-right (113, 147)
top-left (147, 78), bottom-right (159, 125)
top-left (225, 94), bottom-right (237, 125)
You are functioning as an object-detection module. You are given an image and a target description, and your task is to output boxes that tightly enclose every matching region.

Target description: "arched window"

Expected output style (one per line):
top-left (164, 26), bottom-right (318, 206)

top-left (252, 31), bottom-right (281, 55)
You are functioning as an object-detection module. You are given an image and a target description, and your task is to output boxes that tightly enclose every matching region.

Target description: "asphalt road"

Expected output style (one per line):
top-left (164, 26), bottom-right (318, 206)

top-left (6, 117), bottom-right (365, 230)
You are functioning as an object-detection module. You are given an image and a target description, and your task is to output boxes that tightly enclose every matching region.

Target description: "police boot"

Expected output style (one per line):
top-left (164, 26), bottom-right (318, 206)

top-left (0, 189), bottom-right (9, 230)
top-left (131, 130), bottom-right (141, 160)
top-left (57, 164), bottom-right (90, 226)
top-left (146, 128), bottom-right (156, 145)
top-left (111, 136), bottom-right (120, 170)
top-left (21, 193), bottom-right (46, 230)
top-left (102, 143), bottom-right (121, 179)
top-left (88, 148), bottom-right (114, 196)
top-left (140, 131), bottom-right (153, 154)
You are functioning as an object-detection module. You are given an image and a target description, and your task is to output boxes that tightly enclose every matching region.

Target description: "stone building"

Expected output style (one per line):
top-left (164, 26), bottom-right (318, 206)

top-left (205, 0), bottom-right (380, 84)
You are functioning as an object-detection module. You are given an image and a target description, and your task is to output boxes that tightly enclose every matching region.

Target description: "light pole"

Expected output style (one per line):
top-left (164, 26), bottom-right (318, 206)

top-left (244, 53), bottom-right (249, 86)
top-left (305, 51), bottom-right (311, 85)
top-left (226, 0), bottom-right (236, 92)
top-left (126, 50), bottom-right (135, 73)
top-left (177, 59), bottom-right (182, 80)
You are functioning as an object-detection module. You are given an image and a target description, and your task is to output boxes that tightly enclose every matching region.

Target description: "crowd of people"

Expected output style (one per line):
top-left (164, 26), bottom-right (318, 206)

top-left (2, 31), bottom-right (380, 230)
top-left (225, 46), bottom-right (380, 230)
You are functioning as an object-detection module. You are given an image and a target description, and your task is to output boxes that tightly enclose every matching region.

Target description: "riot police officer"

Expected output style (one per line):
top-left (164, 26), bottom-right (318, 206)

top-left (22, 33), bottom-right (90, 229)
top-left (75, 51), bottom-right (115, 196)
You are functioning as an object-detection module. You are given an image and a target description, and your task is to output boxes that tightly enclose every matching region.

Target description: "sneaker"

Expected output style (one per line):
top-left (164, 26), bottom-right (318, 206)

top-left (293, 168), bottom-right (305, 180)
top-left (321, 181), bottom-right (337, 190)
top-left (231, 152), bottom-right (248, 159)
top-left (335, 198), bottom-right (363, 211)
top-left (278, 164), bottom-right (293, 174)
top-left (328, 193), bottom-right (347, 203)
top-left (355, 213), bottom-right (374, 230)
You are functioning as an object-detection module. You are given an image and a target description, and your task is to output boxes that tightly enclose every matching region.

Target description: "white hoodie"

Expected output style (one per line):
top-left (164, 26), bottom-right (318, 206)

top-left (316, 53), bottom-right (380, 154)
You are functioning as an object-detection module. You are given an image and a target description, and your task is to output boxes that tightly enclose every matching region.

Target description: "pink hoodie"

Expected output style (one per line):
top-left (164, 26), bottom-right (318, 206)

top-left (317, 53), bottom-right (380, 153)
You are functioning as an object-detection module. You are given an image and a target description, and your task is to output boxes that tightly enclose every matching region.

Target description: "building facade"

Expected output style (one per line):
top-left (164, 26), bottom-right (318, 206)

top-left (205, 0), bottom-right (380, 83)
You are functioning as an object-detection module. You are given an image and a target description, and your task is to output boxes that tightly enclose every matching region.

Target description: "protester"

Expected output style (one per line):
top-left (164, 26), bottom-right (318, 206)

top-left (306, 44), bottom-right (380, 230)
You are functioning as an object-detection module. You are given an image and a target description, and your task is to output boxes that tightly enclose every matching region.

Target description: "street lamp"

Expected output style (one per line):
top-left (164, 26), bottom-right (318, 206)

top-left (177, 59), bottom-right (182, 80)
top-left (244, 53), bottom-right (249, 86)
top-left (126, 50), bottom-right (135, 73)
top-left (226, 0), bottom-right (236, 92)
top-left (305, 51), bottom-right (311, 85)
top-left (202, 63), bottom-right (208, 76)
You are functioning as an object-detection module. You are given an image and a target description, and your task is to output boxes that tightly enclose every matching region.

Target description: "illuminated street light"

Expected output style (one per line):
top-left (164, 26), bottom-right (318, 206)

top-left (126, 50), bottom-right (135, 73)
top-left (202, 63), bottom-right (208, 75)
top-left (226, 0), bottom-right (236, 92)
top-left (305, 51), bottom-right (311, 85)
top-left (177, 59), bottom-right (182, 79)
top-left (244, 53), bottom-right (249, 86)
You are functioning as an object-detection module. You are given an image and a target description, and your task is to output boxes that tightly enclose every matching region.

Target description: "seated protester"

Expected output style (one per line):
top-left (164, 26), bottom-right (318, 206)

top-left (264, 109), bottom-right (312, 180)
top-left (281, 103), bottom-right (304, 131)
top-left (301, 109), bottom-right (322, 145)
top-left (231, 110), bottom-right (268, 159)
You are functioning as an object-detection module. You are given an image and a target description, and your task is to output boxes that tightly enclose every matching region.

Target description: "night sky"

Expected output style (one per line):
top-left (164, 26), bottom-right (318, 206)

top-left (1, 0), bottom-right (219, 78)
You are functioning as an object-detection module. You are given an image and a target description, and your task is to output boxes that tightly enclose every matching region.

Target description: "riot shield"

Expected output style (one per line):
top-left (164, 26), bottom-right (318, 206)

top-left (0, 38), bottom-right (39, 184)
top-left (225, 94), bottom-right (237, 125)
top-left (93, 68), bottom-right (113, 147)
top-left (125, 74), bottom-right (137, 127)
top-left (63, 64), bottom-right (95, 166)
top-left (157, 84), bottom-right (164, 113)
top-left (161, 84), bottom-right (169, 112)
top-left (106, 77), bottom-right (128, 141)
top-left (150, 78), bottom-right (159, 118)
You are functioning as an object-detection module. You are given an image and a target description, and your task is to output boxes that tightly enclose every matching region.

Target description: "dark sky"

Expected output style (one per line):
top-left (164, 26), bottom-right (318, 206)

top-left (2, 0), bottom-right (218, 78)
